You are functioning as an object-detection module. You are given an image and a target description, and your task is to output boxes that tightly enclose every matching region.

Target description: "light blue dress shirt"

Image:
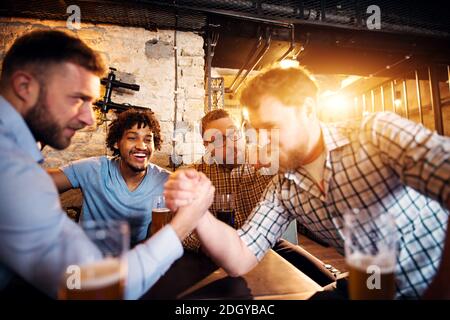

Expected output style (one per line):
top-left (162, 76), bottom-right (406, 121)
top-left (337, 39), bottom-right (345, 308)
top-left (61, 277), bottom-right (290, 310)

top-left (62, 156), bottom-right (169, 245)
top-left (0, 95), bottom-right (183, 299)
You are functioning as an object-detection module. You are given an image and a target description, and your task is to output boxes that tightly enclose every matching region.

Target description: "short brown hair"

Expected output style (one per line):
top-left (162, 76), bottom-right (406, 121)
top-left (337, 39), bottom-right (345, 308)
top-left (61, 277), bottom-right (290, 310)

top-left (1, 29), bottom-right (106, 83)
top-left (240, 66), bottom-right (318, 111)
top-left (106, 109), bottom-right (162, 156)
top-left (200, 109), bottom-right (231, 135)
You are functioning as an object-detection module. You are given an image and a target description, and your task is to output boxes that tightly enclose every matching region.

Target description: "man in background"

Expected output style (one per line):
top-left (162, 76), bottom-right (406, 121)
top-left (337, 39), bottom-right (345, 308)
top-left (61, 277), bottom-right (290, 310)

top-left (48, 109), bottom-right (168, 246)
top-left (180, 109), bottom-right (273, 251)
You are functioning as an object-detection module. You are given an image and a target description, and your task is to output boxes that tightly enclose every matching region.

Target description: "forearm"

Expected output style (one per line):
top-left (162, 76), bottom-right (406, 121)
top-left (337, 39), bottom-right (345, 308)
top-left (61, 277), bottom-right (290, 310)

top-left (46, 168), bottom-right (73, 194)
top-left (196, 211), bottom-right (258, 277)
top-left (125, 225), bottom-right (183, 299)
top-left (170, 209), bottom-right (203, 241)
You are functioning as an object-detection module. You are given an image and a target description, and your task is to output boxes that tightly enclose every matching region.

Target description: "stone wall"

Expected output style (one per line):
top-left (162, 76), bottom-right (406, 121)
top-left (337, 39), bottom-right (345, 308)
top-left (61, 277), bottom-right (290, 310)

top-left (0, 17), bottom-right (206, 170)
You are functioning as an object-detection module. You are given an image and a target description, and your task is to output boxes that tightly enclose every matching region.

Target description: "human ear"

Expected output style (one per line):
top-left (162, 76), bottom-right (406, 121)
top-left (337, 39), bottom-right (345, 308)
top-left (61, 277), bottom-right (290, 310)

top-left (10, 70), bottom-right (40, 108)
top-left (302, 97), bottom-right (317, 119)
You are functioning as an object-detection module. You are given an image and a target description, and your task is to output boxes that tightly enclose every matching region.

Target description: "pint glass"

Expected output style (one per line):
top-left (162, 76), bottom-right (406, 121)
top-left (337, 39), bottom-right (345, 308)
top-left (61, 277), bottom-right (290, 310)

top-left (149, 195), bottom-right (173, 236)
top-left (344, 209), bottom-right (398, 300)
top-left (58, 220), bottom-right (129, 300)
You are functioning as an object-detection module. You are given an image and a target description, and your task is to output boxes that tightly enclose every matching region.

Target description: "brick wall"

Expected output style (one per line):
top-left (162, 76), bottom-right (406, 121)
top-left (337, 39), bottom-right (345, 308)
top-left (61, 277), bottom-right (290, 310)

top-left (0, 17), bottom-right (206, 169)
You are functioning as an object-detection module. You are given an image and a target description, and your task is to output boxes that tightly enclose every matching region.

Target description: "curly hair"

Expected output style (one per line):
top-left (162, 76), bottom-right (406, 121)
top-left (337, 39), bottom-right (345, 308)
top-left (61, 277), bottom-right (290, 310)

top-left (106, 109), bottom-right (162, 156)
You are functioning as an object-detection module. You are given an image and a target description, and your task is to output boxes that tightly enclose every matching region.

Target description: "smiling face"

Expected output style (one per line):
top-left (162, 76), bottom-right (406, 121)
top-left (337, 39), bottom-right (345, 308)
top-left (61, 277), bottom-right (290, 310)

top-left (115, 124), bottom-right (155, 173)
top-left (203, 116), bottom-right (246, 165)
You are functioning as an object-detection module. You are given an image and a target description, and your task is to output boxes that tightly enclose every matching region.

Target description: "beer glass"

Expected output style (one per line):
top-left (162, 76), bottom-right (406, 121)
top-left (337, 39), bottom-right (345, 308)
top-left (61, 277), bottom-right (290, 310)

top-left (149, 195), bottom-right (173, 236)
top-left (215, 193), bottom-right (235, 227)
top-left (344, 209), bottom-right (398, 300)
top-left (59, 220), bottom-right (129, 300)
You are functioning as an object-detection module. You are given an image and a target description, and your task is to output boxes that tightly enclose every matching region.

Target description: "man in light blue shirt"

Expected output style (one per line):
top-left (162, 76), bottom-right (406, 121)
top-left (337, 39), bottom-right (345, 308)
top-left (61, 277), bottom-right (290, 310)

top-left (48, 109), bottom-right (169, 246)
top-left (0, 30), bottom-right (214, 299)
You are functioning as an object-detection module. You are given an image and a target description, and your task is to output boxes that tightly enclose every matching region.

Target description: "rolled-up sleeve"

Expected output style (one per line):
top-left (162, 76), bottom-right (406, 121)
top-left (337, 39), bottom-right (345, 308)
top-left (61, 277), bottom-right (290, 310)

top-left (237, 175), bottom-right (293, 261)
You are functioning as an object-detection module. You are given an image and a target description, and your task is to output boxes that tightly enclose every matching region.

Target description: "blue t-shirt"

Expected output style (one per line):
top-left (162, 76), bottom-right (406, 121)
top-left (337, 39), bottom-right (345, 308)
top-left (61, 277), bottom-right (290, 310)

top-left (62, 156), bottom-right (170, 245)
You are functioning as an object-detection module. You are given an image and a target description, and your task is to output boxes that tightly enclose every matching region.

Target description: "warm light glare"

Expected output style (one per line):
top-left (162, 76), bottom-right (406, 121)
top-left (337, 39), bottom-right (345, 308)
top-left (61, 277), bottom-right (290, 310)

top-left (320, 91), bottom-right (351, 121)
top-left (242, 107), bottom-right (249, 121)
top-left (394, 99), bottom-right (402, 108)
top-left (321, 91), bottom-right (349, 110)
top-left (279, 59), bottom-right (300, 69)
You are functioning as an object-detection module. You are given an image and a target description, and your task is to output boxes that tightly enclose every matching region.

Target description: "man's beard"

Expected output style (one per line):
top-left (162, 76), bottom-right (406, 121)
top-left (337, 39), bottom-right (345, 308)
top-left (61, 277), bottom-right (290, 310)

top-left (279, 148), bottom-right (303, 173)
top-left (126, 161), bottom-right (147, 173)
top-left (24, 86), bottom-right (67, 150)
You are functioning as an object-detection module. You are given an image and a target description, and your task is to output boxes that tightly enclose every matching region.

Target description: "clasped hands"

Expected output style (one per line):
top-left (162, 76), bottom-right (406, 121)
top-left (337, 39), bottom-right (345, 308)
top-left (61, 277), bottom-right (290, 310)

top-left (164, 169), bottom-right (215, 239)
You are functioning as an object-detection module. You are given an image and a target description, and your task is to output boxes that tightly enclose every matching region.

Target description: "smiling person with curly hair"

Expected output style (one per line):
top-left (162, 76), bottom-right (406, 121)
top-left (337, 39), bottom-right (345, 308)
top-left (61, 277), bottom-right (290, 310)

top-left (48, 109), bottom-right (169, 246)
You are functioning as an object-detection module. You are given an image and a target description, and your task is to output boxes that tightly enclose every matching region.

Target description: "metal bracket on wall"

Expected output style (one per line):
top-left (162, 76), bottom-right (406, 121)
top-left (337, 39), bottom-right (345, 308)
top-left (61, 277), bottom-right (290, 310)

top-left (205, 23), bottom-right (220, 112)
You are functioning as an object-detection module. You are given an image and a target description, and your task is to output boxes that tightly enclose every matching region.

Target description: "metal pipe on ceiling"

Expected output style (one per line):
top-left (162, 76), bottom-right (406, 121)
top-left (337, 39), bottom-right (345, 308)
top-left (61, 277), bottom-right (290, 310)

top-left (225, 26), bottom-right (272, 94)
top-left (277, 24), bottom-right (296, 62)
top-left (226, 31), bottom-right (264, 93)
top-left (233, 30), bottom-right (272, 93)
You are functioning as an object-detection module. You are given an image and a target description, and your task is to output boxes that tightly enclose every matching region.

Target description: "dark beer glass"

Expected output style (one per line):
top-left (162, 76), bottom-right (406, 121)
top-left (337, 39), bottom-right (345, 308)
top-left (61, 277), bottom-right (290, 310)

top-left (215, 194), bottom-right (235, 227)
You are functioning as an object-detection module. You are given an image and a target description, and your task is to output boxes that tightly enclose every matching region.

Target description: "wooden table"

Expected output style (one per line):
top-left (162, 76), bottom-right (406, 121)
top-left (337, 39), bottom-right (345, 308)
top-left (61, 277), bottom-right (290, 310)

top-left (142, 249), bottom-right (322, 300)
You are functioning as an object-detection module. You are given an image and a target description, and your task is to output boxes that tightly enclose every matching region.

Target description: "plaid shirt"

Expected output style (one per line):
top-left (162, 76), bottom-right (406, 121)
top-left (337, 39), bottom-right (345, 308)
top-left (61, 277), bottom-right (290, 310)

top-left (182, 162), bottom-right (273, 251)
top-left (237, 112), bottom-right (450, 299)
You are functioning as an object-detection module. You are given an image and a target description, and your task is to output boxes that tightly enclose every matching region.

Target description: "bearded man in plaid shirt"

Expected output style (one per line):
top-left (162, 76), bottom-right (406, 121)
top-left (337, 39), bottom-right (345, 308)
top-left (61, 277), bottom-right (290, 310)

top-left (165, 66), bottom-right (450, 299)
top-left (181, 109), bottom-right (273, 251)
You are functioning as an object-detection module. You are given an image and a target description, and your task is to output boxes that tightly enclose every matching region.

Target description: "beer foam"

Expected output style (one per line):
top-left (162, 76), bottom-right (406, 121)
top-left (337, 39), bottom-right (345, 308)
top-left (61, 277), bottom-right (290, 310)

top-left (152, 208), bottom-right (171, 213)
top-left (346, 251), bottom-right (396, 273)
top-left (80, 257), bottom-right (122, 289)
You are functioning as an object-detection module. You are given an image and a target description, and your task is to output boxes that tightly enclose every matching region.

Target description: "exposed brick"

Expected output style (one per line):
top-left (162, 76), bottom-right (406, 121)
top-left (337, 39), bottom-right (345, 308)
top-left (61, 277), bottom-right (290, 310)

top-left (0, 17), bottom-right (205, 169)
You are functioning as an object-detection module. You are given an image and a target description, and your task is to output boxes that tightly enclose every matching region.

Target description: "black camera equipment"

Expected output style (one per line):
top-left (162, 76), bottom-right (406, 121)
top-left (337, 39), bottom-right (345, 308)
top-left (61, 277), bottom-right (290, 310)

top-left (94, 67), bottom-right (149, 113)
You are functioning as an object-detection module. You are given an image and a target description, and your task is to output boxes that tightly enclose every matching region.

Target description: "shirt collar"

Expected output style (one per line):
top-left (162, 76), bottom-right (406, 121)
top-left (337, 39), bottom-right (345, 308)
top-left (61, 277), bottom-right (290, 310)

top-left (321, 123), bottom-right (351, 151)
top-left (283, 123), bottom-right (351, 193)
top-left (0, 95), bottom-right (43, 163)
top-left (200, 156), bottom-right (255, 175)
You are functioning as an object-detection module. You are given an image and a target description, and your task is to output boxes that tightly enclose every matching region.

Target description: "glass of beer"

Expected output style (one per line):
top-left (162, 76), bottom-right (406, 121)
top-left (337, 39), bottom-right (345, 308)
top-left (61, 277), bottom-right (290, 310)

top-left (215, 193), bottom-right (236, 227)
top-left (344, 209), bottom-right (398, 300)
top-left (59, 220), bottom-right (129, 300)
top-left (149, 195), bottom-right (173, 236)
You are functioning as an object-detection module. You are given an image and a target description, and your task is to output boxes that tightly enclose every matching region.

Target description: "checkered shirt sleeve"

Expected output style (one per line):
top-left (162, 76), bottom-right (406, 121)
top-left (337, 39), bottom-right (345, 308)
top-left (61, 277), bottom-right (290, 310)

top-left (363, 112), bottom-right (450, 206)
top-left (237, 174), bottom-right (296, 260)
